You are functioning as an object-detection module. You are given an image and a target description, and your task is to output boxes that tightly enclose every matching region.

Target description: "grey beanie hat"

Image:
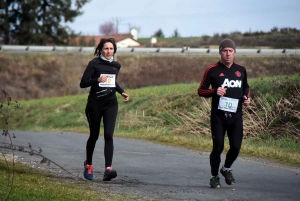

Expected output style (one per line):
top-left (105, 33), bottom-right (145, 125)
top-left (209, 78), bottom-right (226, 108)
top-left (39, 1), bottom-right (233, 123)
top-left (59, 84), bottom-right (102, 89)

top-left (219, 38), bottom-right (236, 52)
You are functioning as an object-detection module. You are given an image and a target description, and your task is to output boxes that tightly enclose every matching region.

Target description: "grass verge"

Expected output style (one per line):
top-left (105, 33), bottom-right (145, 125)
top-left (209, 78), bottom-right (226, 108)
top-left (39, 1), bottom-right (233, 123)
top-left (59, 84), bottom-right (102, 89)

top-left (0, 160), bottom-right (139, 201)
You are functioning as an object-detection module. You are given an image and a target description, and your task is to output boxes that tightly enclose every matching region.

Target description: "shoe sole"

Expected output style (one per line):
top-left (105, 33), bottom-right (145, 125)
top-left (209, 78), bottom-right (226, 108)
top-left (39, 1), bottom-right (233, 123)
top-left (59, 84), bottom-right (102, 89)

top-left (227, 181), bottom-right (235, 185)
top-left (83, 174), bottom-right (93, 180)
top-left (103, 170), bottom-right (117, 181)
top-left (210, 178), bottom-right (221, 188)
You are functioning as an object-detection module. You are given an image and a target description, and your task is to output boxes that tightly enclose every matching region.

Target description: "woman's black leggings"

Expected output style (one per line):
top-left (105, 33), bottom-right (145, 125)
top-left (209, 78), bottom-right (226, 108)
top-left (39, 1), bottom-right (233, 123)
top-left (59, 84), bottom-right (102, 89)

top-left (210, 110), bottom-right (243, 176)
top-left (85, 99), bottom-right (118, 167)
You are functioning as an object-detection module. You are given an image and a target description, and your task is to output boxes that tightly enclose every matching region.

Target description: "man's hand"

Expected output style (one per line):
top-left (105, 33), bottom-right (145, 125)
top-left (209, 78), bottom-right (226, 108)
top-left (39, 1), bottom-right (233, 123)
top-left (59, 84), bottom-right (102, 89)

top-left (243, 95), bottom-right (251, 106)
top-left (217, 87), bottom-right (227, 96)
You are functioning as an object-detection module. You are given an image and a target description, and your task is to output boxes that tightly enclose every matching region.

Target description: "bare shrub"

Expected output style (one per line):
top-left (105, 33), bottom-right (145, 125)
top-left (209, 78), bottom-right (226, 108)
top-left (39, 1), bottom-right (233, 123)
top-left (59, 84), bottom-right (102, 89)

top-left (0, 90), bottom-right (19, 200)
top-left (0, 90), bottom-right (83, 200)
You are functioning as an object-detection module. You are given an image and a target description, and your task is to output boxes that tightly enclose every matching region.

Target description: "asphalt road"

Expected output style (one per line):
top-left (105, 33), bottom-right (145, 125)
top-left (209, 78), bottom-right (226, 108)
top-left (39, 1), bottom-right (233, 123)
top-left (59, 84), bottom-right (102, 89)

top-left (4, 131), bottom-right (300, 201)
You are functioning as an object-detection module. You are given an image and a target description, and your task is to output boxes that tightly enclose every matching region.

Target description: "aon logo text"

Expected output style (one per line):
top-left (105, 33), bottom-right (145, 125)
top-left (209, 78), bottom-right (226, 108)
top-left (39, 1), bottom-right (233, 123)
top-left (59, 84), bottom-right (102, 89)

top-left (221, 79), bottom-right (241, 88)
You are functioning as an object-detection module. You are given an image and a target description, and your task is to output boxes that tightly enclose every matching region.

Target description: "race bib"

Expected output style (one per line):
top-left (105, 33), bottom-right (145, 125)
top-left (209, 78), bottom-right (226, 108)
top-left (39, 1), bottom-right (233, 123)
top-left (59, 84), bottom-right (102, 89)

top-left (218, 96), bottom-right (239, 113)
top-left (98, 74), bottom-right (116, 88)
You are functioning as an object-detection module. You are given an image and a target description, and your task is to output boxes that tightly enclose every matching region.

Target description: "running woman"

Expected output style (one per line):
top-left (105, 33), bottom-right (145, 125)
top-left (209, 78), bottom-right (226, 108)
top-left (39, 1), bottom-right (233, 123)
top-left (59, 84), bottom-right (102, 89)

top-left (80, 38), bottom-right (129, 181)
top-left (197, 38), bottom-right (250, 188)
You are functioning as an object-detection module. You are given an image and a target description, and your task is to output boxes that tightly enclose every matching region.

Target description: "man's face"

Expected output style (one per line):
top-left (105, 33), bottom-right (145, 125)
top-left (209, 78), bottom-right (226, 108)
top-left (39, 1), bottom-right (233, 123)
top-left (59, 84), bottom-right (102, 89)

top-left (220, 48), bottom-right (235, 64)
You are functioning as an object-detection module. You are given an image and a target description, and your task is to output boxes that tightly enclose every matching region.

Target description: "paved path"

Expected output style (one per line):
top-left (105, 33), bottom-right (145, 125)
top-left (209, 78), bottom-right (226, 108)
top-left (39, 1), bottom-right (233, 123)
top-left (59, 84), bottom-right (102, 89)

top-left (5, 131), bottom-right (300, 201)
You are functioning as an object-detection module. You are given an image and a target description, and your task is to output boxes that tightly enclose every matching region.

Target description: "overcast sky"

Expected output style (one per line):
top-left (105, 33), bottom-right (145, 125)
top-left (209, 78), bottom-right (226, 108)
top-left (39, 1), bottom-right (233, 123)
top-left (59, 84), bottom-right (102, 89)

top-left (66, 0), bottom-right (300, 38)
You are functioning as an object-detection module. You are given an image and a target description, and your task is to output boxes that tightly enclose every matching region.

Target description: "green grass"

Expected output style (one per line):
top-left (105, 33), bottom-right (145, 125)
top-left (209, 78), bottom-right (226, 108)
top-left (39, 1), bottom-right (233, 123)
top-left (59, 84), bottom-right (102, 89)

top-left (249, 75), bottom-right (300, 99)
top-left (0, 160), bottom-right (138, 201)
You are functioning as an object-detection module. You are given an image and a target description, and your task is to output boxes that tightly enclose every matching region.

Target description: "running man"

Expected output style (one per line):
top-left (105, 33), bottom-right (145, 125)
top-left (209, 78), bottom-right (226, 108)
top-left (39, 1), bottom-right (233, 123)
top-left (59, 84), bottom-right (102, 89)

top-left (197, 38), bottom-right (251, 188)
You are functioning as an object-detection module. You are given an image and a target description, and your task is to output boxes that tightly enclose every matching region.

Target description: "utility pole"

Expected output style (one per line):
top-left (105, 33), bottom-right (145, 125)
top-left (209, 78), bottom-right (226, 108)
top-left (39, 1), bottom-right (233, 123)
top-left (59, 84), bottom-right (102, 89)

top-left (113, 18), bottom-right (121, 34)
top-left (116, 18), bottom-right (119, 34)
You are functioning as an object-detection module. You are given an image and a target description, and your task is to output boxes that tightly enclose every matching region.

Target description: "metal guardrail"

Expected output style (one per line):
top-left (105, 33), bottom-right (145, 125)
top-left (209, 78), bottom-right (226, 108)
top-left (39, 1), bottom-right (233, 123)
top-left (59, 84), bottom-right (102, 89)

top-left (0, 45), bottom-right (299, 56)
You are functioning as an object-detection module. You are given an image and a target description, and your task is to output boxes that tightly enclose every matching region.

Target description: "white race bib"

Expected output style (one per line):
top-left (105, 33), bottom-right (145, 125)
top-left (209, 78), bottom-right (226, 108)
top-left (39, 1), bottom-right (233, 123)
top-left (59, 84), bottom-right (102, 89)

top-left (218, 96), bottom-right (239, 113)
top-left (98, 74), bottom-right (116, 88)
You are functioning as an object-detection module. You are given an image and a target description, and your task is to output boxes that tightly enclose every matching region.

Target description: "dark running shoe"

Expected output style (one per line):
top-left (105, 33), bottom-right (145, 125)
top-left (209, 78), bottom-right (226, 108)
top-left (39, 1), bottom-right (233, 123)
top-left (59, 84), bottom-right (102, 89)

top-left (210, 176), bottom-right (221, 188)
top-left (103, 167), bottom-right (117, 181)
top-left (83, 161), bottom-right (93, 180)
top-left (220, 168), bottom-right (235, 185)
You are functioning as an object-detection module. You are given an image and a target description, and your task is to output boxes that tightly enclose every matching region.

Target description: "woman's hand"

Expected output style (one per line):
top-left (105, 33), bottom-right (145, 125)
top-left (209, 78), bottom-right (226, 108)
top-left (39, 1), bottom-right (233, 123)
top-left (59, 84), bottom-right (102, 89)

top-left (121, 92), bottom-right (129, 102)
top-left (98, 75), bottom-right (108, 82)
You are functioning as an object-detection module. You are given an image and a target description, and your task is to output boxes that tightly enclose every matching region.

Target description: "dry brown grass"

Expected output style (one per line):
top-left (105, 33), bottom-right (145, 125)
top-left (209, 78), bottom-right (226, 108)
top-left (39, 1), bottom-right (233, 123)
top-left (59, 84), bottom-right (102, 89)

top-left (243, 88), bottom-right (300, 141)
top-left (173, 90), bottom-right (299, 142)
top-left (0, 53), bottom-right (299, 100)
top-left (0, 53), bottom-right (90, 100)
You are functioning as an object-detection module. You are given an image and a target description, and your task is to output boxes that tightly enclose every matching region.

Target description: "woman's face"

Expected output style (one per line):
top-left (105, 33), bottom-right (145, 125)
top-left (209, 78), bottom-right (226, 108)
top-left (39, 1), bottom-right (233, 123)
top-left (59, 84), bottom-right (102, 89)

top-left (101, 42), bottom-right (114, 60)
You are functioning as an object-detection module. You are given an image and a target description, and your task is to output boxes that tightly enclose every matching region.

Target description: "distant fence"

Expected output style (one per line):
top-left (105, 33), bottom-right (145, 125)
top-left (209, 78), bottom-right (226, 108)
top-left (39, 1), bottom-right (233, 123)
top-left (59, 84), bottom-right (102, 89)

top-left (0, 45), bottom-right (299, 57)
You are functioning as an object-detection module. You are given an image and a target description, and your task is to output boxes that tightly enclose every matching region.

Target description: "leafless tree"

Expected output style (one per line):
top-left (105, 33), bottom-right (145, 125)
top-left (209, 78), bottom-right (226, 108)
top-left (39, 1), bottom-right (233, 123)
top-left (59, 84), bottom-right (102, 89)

top-left (99, 21), bottom-right (116, 35)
